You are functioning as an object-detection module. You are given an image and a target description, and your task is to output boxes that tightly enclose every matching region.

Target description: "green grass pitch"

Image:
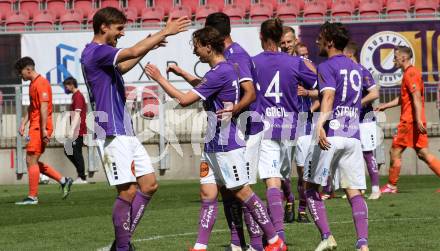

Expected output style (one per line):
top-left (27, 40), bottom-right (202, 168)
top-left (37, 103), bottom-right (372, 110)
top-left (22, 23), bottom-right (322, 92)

top-left (0, 175), bottom-right (439, 250)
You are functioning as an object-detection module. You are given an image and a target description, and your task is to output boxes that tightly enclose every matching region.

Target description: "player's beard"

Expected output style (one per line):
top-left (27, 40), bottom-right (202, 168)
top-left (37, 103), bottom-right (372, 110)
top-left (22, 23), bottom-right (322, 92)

top-left (319, 47), bottom-right (328, 57)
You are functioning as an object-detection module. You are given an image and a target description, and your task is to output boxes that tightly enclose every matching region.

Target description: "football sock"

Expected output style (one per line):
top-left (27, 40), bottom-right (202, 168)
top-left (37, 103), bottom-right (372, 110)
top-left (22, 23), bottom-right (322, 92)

top-left (28, 164), bottom-right (40, 197)
top-left (223, 197), bottom-right (245, 246)
top-left (349, 195), bottom-right (368, 243)
top-left (388, 158), bottom-right (401, 186)
top-left (363, 151), bottom-right (380, 189)
top-left (298, 178), bottom-right (307, 213)
top-left (322, 177), bottom-right (333, 194)
top-left (281, 178), bottom-right (295, 204)
top-left (305, 189), bottom-right (331, 240)
top-left (195, 199), bottom-right (218, 246)
top-left (113, 197), bottom-right (132, 251)
top-left (266, 187), bottom-right (285, 241)
top-left (130, 190), bottom-right (151, 233)
top-left (243, 206), bottom-right (264, 251)
top-left (38, 162), bottom-right (62, 183)
top-left (243, 193), bottom-right (277, 243)
top-left (426, 154), bottom-right (440, 176)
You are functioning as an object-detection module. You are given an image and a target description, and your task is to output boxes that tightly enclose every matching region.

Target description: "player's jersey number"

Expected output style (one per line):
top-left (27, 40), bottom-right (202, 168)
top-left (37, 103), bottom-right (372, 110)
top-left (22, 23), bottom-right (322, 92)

top-left (264, 71), bottom-right (283, 103)
top-left (340, 69), bottom-right (361, 104)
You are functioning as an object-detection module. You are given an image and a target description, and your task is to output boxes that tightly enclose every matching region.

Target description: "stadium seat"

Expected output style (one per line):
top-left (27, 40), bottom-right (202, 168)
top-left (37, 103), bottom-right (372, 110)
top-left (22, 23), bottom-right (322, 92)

top-left (169, 5), bottom-right (191, 19)
top-left (195, 4), bottom-right (219, 23)
top-left (181, 0), bottom-right (199, 14)
top-left (232, 0), bottom-right (251, 11)
top-left (303, 0), bottom-right (327, 22)
top-left (385, 0), bottom-right (410, 19)
top-left (258, 0), bottom-right (277, 11)
top-left (123, 7), bottom-right (138, 25)
top-left (276, 1), bottom-right (300, 21)
top-left (125, 85), bottom-right (137, 100)
top-left (206, 0), bottom-right (224, 10)
top-left (19, 0), bottom-right (40, 18)
top-left (60, 9), bottom-right (83, 30)
top-left (359, 0), bottom-right (382, 20)
top-left (141, 7), bottom-right (164, 26)
top-left (154, 0), bottom-right (173, 15)
top-left (87, 9), bottom-right (96, 26)
top-left (46, 0), bottom-right (67, 19)
top-left (414, 0), bottom-right (437, 18)
top-left (73, 0), bottom-right (94, 18)
top-left (100, 0), bottom-right (120, 8)
top-left (127, 0), bottom-right (147, 15)
top-left (0, 0), bottom-right (14, 20)
top-left (223, 4), bottom-right (245, 23)
top-left (33, 10), bottom-right (55, 31)
top-left (249, 3), bottom-right (273, 23)
top-left (142, 86), bottom-right (159, 119)
top-left (5, 12), bottom-right (28, 32)
top-left (331, 0), bottom-right (355, 21)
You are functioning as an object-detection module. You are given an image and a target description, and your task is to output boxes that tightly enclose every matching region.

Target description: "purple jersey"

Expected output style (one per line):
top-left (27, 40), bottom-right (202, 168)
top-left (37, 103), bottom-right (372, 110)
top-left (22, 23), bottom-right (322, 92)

top-left (192, 61), bottom-right (245, 153)
top-left (81, 42), bottom-right (134, 138)
top-left (297, 57), bottom-right (318, 136)
top-left (252, 51), bottom-right (317, 140)
top-left (317, 54), bottom-right (363, 139)
top-left (359, 64), bottom-right (376, 123)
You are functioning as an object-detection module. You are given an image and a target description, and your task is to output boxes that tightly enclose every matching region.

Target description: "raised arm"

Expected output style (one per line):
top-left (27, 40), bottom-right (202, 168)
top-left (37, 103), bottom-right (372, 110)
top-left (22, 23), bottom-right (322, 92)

top-left (375, 96), bottom-right (400, 111)
top-left (167, 64), bottom-right (201, 87)
top-left (361, 86), bottom-right (379, 108)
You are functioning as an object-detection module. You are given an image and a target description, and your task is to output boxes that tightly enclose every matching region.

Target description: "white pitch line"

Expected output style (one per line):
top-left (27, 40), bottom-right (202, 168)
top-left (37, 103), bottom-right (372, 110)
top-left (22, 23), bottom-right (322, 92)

top-left (97, 216), bottom-right (439, 250)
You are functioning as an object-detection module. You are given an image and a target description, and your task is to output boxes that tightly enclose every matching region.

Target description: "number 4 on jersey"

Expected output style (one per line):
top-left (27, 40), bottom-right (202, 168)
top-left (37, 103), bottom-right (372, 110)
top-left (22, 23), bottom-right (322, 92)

top-left (264, 71), bottom-right (283, 103)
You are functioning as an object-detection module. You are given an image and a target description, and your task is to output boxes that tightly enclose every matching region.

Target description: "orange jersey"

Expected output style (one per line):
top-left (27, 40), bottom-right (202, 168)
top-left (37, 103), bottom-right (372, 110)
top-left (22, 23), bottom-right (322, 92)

top-left (399, 66), bottom-right (426, 124)
top-left (28, 75), bottom-right (53, 131)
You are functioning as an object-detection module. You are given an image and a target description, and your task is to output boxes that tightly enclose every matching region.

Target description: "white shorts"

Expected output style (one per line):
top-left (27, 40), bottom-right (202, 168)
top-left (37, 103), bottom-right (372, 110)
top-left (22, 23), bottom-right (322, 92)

top-left (295, 134), bottom-right (313, 167)
top-left (199, 148), bottom-right (249, 190)
top-left (245, 131), bottom-right (263, 185)
top-left (360, 122), bottom-right (377, 151)
top-left (97, 136), bottom-right (154, 186)
top-left (304, 136), bottom-right (366, 190)
top-left (259, 139), bottom-right (294, 180)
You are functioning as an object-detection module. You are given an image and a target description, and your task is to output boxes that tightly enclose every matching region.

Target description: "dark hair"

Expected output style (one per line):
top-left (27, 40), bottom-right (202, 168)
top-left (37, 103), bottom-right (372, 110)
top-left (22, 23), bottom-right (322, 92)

top-left (63, 76), bottom-right (78, 88)
top-left (344, 41), bottom-right (358, 55)
top-left (319, 22), bottom-right (350, 51)
top-left (93, 7), bottom-right (127, 35)
top-left (261, 18), bottom-right (283, 43)
top-left (282, 26), bottom-right (295, 36)
top-left (295, 42), bottom-right (307, 49)
top-left (192, 26), bottom-right (225, 54)
top-left (205, 12), bottom-right (231, 38)
top-left (14, 56), bottom-right (35, 74)
top-left (395, 45), bottom-right (413, 59)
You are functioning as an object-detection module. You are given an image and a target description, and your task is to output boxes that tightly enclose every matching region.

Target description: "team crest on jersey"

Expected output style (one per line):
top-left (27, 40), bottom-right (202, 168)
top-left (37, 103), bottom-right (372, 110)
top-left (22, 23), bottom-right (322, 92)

top-left (42, 92), bottom-right (48, 98)
top-left (360, 31), bottom-right (415, 87)
top-left (200, 162), bottom-right (209, 178)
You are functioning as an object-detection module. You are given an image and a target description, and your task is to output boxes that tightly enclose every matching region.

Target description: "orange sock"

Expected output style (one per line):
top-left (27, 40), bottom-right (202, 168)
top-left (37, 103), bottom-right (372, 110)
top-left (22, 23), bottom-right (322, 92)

top-left (38, 162), bottom-right (62, 183)
top-left (425, 154), bottom-right (440, 177)
top-left (28, 164), bottom-right (40, 197)
top-left (388, 158), bottom-right (402, 186)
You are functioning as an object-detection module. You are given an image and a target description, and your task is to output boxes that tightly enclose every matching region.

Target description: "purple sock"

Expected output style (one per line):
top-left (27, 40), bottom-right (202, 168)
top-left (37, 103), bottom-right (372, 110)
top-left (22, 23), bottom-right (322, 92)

top-left (130, 190), bottom-right (152, 233)
top-left (305, 189), bottom-right (331, 240)
top-left (298, 179), bottom-right (307, 213)
top-left (266, 187), bottom-right (285, 241)
top-left (322, 177), bottom-right (333, 194)
top-left (281, 178), bottom-right (295, 203)
top-left (243, 206), bottom-right (264, 251)
top-left (363, 151), bottom-right (379, 187)
top-left (349, 195), bottom-right (368, 242)
top-left (113, 197), bottom-right (132, 250)
top-left (243, 193), bottom-right (277, 241)
top-left (223, 198), bottom-right (246, 246)
top-left (196, 199), bottom-right (218, 246)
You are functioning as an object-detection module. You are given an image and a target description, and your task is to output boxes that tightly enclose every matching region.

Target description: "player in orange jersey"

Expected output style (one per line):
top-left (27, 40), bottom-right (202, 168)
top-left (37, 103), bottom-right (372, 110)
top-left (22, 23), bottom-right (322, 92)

top-left (14, 57), bottom-right (73, 205)
top-left (376, 46), bottom-right (440, 193)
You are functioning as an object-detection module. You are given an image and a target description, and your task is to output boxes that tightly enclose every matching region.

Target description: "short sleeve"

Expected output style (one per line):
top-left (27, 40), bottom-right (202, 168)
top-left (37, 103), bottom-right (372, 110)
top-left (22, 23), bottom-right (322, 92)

top-left (37, 82), bottom-right (51, 102)
top-left (317, 63), bottom-right (336, 92)
top-left (298, 58), bottom-right (318, 90)
top-left (404, 68), bottom-right (422, 94)
top-left (94, 44), bottom-right (121, 66)
top-left (192, 71), bottom-right (224, 100)
top-left (362, 67), bottom-right (376, 91)
top-left (229, 56), bottom-right (253, 83)
top-left (72, 93), bottom-right (86, 111)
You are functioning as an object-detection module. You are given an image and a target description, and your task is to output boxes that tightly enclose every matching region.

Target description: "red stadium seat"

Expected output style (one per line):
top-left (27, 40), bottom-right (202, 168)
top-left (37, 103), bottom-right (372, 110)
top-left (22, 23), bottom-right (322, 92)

top-left (386, 0), bottom-right (410, 19)
top-left (232, 0), bottom-right (251, 11)
top-left (125, 86), bottom-right (137, 100)
top-left (33, 10), bottom-right (55, 31)
top-left (141, 7), bottom-right (164, 26)
top-left (258, 0), bottom-right (277, 11)
top-left (181, 0), bottom-right (199, 14)
top-left (414, 0), bottom-right (437, 18)
top-left (205, 0), bottom-right (224, 10)
top-left (169, 5), bottom-right (191, 19)
top-left (127, 0), bottom-right (147, 15)
top-left (123, 7), bottom-right (138, 25)
top-left (87, 9), bottom-right (97, 26)
top-left (73, 0), bottom-right (94, 18)
top-left (195, 4), bottom-right (219, 23)
top-left (154, 0), bottom-right (173, 15)
top-left (0, 0), bottom-right (14, 20)
top-left (142, 86), bottom-right (159, 119)
top-left (331, 0), bottom-right (355, 21)
top-left (46, 0), bottom-right (67, 19)
top-left (223, 4), bottom-right (245, 23)
top-left (303, 0), bottom-right (327, 22)
top-left (19, 0), bottom-right (40, 18)
top-left (249, 3), bottom-right (273, 23)
top-left (60, 9), bottom-right (83, 30)
top-left (276, 2), bottom-right (300, 21)
top-left (100, 0), bottom-right (120, 8)
top-left (5, 12), bottom-right (28, 32)
top-left (359, 0), bottom-right (382, 20)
